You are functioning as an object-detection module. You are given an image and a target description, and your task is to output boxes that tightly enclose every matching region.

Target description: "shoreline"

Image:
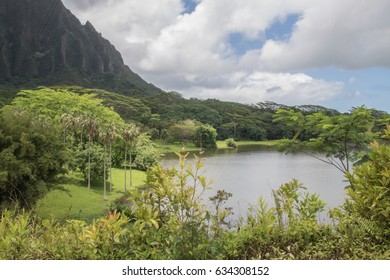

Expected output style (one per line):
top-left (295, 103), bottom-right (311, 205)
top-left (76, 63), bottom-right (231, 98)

top-left (156, 139), bottom-right (281, 156)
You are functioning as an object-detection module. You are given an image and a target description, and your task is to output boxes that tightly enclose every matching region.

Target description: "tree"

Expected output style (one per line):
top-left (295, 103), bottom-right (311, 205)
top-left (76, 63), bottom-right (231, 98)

top-left (133, 134), bottom-right (160, 171)
top-left (7, 88), bottom-right (125, 190)
top-left (167, 119), bottom-right (197, 144)
top-left (160, 129), bottom-right (169, 144)
top-left (99, 123), bottom-right (118, 193)
top-left (85, 116), bottom-right (100, 190)
top-left (0, 109), bottom-right (68, 208)
top-left (60, 112), bottom-right (74, 144)
top-left (273, 106), bottom-right (375, 183)
top-left (122, 123), bottom-right (139, 191)
top-left (108, 124), bottom-right (117, 192)
top-left (193, 124), bottom-right (217, 149)
top-left (99, 126), bottom-right (111, 201)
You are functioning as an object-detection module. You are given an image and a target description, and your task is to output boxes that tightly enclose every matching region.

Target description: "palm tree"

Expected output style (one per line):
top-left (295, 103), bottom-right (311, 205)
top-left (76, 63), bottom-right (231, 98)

top-left (107, 123), bottom-right (117, 192)
top-left (122, 123), bottom-right (139, 191)
top-left (85, 116), bottom-right (99, 190)
top-left (74, 114), bottom-right (87, 145)
top-left (128, 127), bottom-right (139, 189)
top-left (99, 126), bottom-right (110, 201)
top-left (61, 112), bottom-right (83, 148)
top-left (60, 112), bottom-right (73, 144)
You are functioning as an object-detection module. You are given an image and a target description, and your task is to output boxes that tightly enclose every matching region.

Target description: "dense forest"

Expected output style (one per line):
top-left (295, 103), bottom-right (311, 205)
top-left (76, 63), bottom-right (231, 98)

top-left (0, 86), bottom-right (389, 260)
top-left (3, 84), bottom-right (386, 142)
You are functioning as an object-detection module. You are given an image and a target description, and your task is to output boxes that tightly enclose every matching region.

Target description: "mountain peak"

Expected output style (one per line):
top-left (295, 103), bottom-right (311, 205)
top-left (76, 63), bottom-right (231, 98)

top-left (0, 0), bottom-right (161, 96)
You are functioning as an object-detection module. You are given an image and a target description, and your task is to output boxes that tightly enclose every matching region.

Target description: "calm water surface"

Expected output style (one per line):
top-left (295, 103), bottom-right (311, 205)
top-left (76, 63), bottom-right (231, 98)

top-left (162, 146), bottom-right (347, 220)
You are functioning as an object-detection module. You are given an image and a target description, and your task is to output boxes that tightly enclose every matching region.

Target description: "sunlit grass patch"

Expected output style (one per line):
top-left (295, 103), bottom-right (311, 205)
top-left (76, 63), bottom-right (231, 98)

top-left (35, 168), bottom-right (146, 221)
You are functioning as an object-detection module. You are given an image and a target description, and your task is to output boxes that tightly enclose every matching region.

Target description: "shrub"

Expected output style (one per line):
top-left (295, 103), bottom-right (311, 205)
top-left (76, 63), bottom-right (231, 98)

top-left (225, 138), bottom-right (238, 148)
top-left (133, 134), bottom-right (159, 170)
top-left (0, 109), bottom-right (68, 208)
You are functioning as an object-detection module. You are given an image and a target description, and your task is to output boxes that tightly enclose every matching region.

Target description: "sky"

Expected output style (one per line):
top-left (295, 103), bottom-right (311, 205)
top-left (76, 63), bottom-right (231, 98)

top-left (61, 0), bottom-right (390, 112)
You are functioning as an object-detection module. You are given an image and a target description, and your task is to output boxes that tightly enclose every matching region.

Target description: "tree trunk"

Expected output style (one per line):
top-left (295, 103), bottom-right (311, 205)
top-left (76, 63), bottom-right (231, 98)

top-left (104, 143), bottom-right (107, 201)
top-left (88, 135), bottom-right (91, 190)
top-left (109, 142), bottom-right (113, 192)
top-left (129, 148), bottom-right (133, 188)
top-left (124, 143), bottom-right (127, 192)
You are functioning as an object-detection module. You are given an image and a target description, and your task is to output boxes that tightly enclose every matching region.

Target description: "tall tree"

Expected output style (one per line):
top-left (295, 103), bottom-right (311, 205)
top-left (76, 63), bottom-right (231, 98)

top-left (108, 123), bottom-right (117, 192)
top-left (85, 116), bottom-right (100, 190)
top-left (99, 126), bottom-right (111, 201)
top-left (122, 124), bottom-right (139, 191)
top-left (60, 112), bottom-right (73, 144)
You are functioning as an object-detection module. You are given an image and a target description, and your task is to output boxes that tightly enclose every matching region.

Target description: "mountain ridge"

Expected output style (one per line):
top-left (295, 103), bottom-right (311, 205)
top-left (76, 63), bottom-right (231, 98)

top-left (0, 0), bottom-right (161, 96)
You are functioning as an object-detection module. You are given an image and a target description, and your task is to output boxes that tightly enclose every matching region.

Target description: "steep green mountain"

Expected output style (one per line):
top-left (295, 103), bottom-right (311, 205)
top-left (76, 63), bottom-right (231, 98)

top-left (0, 0), bottom-right (161, 95)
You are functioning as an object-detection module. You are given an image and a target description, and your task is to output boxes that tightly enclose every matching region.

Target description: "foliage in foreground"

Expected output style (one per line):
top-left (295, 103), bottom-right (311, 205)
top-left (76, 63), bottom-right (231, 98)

top-left (1, 137), bottom-right (389, 259)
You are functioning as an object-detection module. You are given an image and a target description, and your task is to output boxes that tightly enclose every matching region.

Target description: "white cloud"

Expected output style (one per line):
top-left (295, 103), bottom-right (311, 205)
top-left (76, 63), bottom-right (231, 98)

top-left (184, 72), bottom-right (344, 105)
top-left (260, 0), bottom-right (390, 71)
top-left (62, 0), bottom-right (185, 68)
top-left (61, 0), bottom-right (390, 107)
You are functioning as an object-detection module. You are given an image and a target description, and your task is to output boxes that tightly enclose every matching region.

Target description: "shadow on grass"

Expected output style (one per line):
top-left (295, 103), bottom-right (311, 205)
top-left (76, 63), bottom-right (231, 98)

top-left (55, 172), bottom-right (124, 196)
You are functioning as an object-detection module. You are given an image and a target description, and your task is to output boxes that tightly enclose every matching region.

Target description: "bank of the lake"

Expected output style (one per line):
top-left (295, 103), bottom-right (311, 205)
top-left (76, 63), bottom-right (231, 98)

top-left (156, 139), bottom-right (281, 155)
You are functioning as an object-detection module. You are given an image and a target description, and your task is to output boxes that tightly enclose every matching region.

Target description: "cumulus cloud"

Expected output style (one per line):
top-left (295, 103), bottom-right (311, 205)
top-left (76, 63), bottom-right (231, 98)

top-left (260, 0), bottom-right (390, 71)
top-left (61, 0), bottom-right (390, 106)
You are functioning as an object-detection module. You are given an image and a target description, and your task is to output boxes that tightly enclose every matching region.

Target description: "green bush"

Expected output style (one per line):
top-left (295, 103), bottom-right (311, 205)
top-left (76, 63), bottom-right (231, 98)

top-left (133, 134), bottom-right (160, 171)
top-left (0, 109), bottom-right (68, 208)
top-left (128, 153), bottom-right (214, 259)
top-left (225, 138), bottom-right (238, 148)
top-left (344, 141), bottom-right (390, 239)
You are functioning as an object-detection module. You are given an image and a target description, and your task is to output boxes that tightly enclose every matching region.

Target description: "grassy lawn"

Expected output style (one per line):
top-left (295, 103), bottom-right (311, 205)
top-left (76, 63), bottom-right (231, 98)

top-left (34, 168), bottom-right (146, 222)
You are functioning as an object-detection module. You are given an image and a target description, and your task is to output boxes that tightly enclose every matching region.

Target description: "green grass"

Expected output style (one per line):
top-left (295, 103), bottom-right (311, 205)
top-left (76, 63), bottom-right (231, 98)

top-left (156, 139), bottom-right (281, 154)
top-left (155, 141), bottom-right (200, 154)
top-left (234, 140), bottom-right (281, 147)
top-left (216, 140), bottom-right (281, 149)
top-left (34, 168), bottom-right (146, 222)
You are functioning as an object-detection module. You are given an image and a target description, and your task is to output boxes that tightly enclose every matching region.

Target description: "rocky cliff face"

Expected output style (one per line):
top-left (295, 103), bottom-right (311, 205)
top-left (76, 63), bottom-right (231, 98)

top-left (0, 0), bottom-right (161, 95)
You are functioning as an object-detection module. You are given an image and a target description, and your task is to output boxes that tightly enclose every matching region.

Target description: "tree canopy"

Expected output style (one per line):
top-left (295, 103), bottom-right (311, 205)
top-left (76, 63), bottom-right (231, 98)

top-left (8, 87), bottom-right (124, 126)
top-left (273, 106), bottom-right (375, 179)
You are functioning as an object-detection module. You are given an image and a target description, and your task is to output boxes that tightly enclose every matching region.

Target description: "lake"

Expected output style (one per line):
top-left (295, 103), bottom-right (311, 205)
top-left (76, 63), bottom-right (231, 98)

top-left (162, 145), bottom-right (347, 221)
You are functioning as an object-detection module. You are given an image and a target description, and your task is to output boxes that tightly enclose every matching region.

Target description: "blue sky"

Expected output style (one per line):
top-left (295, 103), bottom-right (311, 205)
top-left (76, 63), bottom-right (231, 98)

top-left (63, 0), bottom-right (390, 112)
top-left (227, 14), bottom-right (300, 57)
